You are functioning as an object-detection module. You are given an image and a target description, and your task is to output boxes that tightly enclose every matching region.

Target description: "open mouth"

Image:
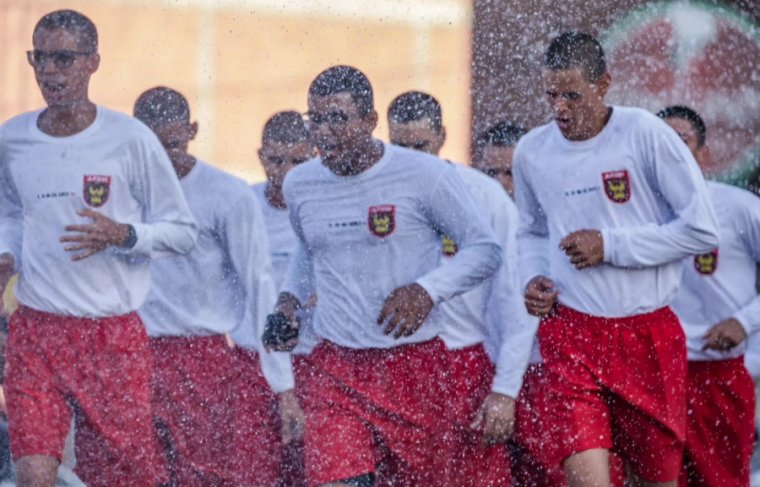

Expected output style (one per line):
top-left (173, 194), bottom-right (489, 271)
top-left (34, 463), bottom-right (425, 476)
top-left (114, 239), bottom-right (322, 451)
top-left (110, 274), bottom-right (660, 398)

top-left (555, 117), bottom-right (572, 131)
top-left (41, 81), bottom-right (66, 96)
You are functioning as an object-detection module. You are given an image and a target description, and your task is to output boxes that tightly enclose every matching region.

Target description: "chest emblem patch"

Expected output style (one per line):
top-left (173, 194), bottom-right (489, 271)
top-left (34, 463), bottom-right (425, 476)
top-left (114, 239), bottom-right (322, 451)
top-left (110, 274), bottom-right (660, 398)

top-left (694, 249), bottom-right (719, 275)
top-left (83, 175), bottom-right (111, 207)
top-left (602, 170), bottom-right (631, 203)
top-left (368, 205), bottom-right (396, 238)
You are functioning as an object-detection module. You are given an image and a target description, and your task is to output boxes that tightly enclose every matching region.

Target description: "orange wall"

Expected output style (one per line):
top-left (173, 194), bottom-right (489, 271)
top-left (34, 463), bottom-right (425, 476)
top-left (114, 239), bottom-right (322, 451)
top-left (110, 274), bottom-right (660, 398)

top-left (0, 0), bottom-right (472, 181)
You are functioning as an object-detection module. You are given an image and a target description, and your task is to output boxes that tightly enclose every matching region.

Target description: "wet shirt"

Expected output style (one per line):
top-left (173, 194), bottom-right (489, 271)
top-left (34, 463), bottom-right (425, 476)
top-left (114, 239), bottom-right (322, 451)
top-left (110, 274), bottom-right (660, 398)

top-left (432, 164), bottom-right (537, 397)
top-left (0, 106), bottom-right (197, 317)
top-left (514, 106), bottom-right (719, 317)
top-left (671, 182), bottom-right (760, 361)
top-left (252, 182), bottom-right (318, 356)
top-left (139, 163), bottom-right (291, 391)
top-left (745, 334), bottom-right (760, 379)
top-left (281, 142), bottom-right (502, 350)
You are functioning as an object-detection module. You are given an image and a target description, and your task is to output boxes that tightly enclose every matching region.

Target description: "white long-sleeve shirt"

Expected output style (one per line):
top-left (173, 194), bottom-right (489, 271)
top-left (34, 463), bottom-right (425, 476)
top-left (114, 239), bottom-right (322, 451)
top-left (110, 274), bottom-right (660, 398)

top-left (252, 182), bottom-right (318, 355)
top-left (514, 106), bottom-right (719, 317)
top-left (0, 106), bottom-right (197, 317)
top-left (745, 334), bottom-right (760, 379)
top-left (670, 182), bottom-right (760, 362)
top-left (281, 142), bottom-right (502, 350)
top-left (432, 164), bottom-right (537, 398)
top-left (139, 163), bottom-right (292, 392)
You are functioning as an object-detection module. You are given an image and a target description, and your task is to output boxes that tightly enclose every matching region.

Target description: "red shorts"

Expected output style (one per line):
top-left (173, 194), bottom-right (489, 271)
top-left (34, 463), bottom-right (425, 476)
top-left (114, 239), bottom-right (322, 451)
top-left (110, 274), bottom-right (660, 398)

top-left (512, 363), bottom-right (567, 487)
top-left (680, 358), bottom-right (755, 487)
top-left (537, 305), bottom-right (687, 483)
top-left (512, 363), bottom-right (625, 487)
top-left (228, 346), bottom-right (282, 486)
top-left (435, 346), bottom-right (510, 487)
top-left (4, 306), bottom-right (166, 487)
top-left (279, 354), bottom-right (315, 487)
top-left (151, 335), bottom-right (279, 486)
top-left (301, 339), bottom-right (506, 486)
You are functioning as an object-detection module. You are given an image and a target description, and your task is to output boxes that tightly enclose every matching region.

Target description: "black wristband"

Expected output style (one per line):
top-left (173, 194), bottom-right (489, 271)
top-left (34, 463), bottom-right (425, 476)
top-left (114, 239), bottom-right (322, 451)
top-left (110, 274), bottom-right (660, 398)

top-left (123, 224), bottom-right (137, 249)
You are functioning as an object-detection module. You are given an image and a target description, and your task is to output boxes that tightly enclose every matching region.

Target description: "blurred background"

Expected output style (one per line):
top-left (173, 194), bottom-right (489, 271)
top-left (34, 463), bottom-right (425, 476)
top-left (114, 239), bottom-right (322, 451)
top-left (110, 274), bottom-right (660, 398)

top-left (0, 0), bottom-right (759, 485)
top-left (0, 0), bottom-right (473, 181)
top-left (2, 1), bottom-right (757, 186)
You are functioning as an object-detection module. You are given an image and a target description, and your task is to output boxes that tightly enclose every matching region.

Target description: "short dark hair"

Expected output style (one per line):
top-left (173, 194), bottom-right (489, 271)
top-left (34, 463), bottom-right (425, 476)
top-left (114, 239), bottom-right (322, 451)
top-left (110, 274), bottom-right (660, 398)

top-left (545, 32), bottom-right (606, 82)
top-left (477, 121), bottom-right (526, 148)
top-left (262, 111), bottom-right (309, 145)
top-left (34, 10), bottom-right (98, 52)
top-left (656, 105), bottom-right (706, 147)
top-left (387, 91), bottom-right (443, 133)
top-left (308, 65), bottom-right (374, 116)
top-left (133, 86), bottom-right (191, 126)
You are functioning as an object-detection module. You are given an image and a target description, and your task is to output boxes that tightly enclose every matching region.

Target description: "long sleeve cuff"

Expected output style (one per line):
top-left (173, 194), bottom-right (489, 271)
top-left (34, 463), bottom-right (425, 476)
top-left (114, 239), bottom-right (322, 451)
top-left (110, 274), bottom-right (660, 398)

top-left (733, 300), bottom-right (760, 336)
top-left (259, 351), bottom-right (296, 393)
top-left (490, 368), bottom-right (522, 399)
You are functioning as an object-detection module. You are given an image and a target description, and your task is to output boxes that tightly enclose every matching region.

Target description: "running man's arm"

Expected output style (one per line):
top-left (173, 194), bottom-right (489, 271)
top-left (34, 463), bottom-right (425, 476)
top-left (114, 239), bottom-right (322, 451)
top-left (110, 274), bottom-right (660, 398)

top-left (415, 165), bottom-right (502, 304)
top-left (730, 194), bottom-right (760, 336)
top-left (601, 123), bottom-right (719, 268)
top-left (224, 192), bottom-right (294, 393)
top-left (0, 135), bottom-right (22, 270)
top-left (513, 147), bottom-right (551, 288)
top-left (124, 134), bottom-right (198, 258)
top-left (279, 196), bottom-right (316, 309)
top-left (488, 198), bottom-right (539, 398)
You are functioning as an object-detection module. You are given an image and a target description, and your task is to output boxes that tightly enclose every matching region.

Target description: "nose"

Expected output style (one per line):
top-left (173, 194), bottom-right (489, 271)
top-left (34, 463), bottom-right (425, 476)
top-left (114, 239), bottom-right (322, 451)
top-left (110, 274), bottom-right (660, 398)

top-left (311, 122), bottom-right (337, 140)
top-left (37, 57), bottom-right (59, 74)
top-left (551, 96), bottom-right (569, 114)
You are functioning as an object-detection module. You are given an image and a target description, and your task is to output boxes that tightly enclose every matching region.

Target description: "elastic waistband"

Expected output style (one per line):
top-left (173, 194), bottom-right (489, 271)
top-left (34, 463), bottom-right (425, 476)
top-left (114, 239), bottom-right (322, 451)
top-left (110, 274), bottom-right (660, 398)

top-left (15, 304), bottom-right (137, 324)
top-left (149, 333), bottom-right (229, 348)
top-left (688, 356), bottom-right (746, 373)
top-left (320, 337), bottom-right (445, 357)
top-left (553, 304), bottom-right (674, 327)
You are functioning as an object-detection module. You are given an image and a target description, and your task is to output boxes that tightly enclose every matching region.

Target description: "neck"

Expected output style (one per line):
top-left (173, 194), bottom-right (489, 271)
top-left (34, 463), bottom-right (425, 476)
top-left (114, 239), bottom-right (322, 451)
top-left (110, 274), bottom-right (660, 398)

top-left (174, 154), bottom-right (197, 179)
top-left (265, 182), bottom-right (286, 209)
top-left (328, 138), bottom-right (384, 176)
top-left (38, 100), bottom-right (97, 137)
top-left (588, 105), bottom-right (612, 139)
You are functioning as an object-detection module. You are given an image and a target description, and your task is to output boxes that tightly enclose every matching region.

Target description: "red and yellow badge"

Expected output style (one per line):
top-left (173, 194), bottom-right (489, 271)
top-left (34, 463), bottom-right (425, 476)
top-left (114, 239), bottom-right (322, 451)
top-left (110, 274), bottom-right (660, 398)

top-left (83, 175), bottom-right (111, 207)
top-left (442, 236), bottom-right (458, 257)
top-left (602, 170), bottom-right (631, 203)
top-left (694, 249), bottom-right (719, 275)
top-left (368, 205), bottom-right (395, 238)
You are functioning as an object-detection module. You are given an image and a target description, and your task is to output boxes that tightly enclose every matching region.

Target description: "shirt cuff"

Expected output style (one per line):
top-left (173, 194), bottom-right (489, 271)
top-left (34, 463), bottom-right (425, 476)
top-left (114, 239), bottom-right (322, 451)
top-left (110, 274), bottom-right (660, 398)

top-left (490, 367), bottom-right (522, 399)
top-left (128, 222), bottom-right (152, 256)
top-left (601, 228), bottom-right (614, 263)
top-left (733, 310), bottom-right (760, 337)
top-left (260, 351), bottom-right (296, 393)
top-left (414, 277), bottom-right (443, 305)
top-left (0, 247), bottom-right (19, 272)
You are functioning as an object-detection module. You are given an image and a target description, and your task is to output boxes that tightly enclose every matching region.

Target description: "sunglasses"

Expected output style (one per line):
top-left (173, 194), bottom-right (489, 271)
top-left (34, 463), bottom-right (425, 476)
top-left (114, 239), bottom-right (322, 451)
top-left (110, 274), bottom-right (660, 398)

top-left (304, 111), bottom-right (352, 128)
top-left (263, 155), bottom-right (310, 166)
top-left (26, 49), bottom-right (94, 69)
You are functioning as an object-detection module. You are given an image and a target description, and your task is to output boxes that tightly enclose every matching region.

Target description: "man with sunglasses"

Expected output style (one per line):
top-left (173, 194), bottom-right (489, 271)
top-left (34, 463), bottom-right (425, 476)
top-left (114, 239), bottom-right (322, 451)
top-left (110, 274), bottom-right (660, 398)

top-left (0, 9), bottom-right (198, 487)
top-left (134, 87), bottom-right (293, 487)
top-left (268, 65), bottom-right (502, 487)
top-left (387, 90), bottom-right (534, 485)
